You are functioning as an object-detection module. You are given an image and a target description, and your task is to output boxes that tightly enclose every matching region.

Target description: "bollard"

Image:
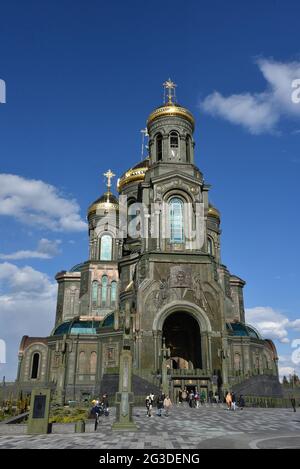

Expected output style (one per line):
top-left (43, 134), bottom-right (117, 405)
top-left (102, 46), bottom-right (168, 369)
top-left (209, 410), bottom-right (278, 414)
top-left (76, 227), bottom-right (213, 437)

top-left (75, 420), bottom-right (85, 433)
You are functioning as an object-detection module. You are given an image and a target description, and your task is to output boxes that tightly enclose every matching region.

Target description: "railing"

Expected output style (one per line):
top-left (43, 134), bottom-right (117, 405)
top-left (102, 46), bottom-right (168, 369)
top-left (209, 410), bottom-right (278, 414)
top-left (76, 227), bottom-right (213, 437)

top-left (171, 369), bottom-right (209, 377)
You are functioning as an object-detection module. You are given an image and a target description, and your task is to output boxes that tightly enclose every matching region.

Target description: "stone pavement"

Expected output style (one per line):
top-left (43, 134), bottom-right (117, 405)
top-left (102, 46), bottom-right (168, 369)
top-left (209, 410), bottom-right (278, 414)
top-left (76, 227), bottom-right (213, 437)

top-left (0, 404), bottom-right (299, 449)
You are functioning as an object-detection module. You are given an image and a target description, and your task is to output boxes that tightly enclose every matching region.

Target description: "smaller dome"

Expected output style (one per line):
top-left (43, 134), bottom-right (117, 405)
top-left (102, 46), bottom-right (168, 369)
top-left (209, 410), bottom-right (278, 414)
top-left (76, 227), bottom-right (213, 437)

top-left (208, 205), bottom-right (220, 221)
top-left (101, 312), bottom-right (114, 328)
top-left (53, 318), bottom-right (102, 336)
top-left (147, 103), bottom-right (194, 129)
top-left (117, 158), bottom-right (150, 192)
top-left (87, 191), bottom-right (119, 217)
top-left (226, 322), bottom-right (261, 339)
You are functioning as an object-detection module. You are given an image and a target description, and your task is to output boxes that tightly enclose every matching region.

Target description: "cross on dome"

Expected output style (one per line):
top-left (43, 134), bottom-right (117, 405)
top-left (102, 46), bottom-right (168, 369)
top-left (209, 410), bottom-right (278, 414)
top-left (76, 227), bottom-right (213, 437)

top-left (163, 78), bottom-right (177, 104)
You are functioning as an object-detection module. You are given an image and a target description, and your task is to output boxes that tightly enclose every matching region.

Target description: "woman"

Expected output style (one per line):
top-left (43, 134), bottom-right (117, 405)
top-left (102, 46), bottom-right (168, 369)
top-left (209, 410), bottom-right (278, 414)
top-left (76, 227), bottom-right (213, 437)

top-left (225, 391), bottom-right (232, 410)
top-left (163, 396), bottom-right (172, 416)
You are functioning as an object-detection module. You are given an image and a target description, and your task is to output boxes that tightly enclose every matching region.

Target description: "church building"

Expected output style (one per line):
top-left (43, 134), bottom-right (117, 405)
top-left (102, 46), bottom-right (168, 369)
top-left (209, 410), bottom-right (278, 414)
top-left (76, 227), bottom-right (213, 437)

top-left (16, 80), bottom-right (279, 402)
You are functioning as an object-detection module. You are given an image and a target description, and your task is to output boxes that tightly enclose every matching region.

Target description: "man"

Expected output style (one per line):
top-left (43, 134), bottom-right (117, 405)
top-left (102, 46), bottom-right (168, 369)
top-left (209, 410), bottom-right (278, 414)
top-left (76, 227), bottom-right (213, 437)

top-left (145, 394), bottom-right (153, 417)
top-left (156, 393), bottom-right (164, 417)
top-left (291, 396), bottom-right (297, 412)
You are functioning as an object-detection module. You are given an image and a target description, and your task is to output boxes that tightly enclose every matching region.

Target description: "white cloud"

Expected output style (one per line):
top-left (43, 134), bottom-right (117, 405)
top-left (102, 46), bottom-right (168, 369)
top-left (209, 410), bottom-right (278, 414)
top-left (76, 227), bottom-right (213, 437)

top-left (0, 238), bottom-right (61, 260)
top-left (246, 306), bottom-right (300, 343)
top-left (200, 59), bottom-right (300, 134)
top-left (0, 174), bottom-right (87, 231)
top-left (0, 262), bottom-right (57, 380)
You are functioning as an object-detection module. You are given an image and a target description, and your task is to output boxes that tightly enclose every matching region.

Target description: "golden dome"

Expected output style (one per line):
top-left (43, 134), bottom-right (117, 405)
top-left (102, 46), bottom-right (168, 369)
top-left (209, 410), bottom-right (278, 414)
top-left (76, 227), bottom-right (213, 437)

top-left (147, 103), bottom-right (195, 129)
top-left (87, 191), bottom-right (119, 217)
top-left (117, 158), bottom-right (150, 192)
top-left (208, 205), bottom-right (220, 221)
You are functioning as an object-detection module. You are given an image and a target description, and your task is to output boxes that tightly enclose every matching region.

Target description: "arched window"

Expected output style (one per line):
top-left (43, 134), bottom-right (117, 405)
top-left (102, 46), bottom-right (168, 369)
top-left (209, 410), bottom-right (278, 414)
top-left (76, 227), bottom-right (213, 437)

top-left (208, 237), bottom-right (214, 255)
top-left (186, 135), bottom-right (191, 162)
top-left (78, 351), bottom-right (85, 373)
top-left (156, 133), bottom-right (162, 161)
top-left (92, 281), bottom-right (98, 305)
top-left (111, 281), bottom-right (117, 306)
top-left (169, 131), bottom-right (179, 158)
top-left (31, 353), bottom-right (40, 379)
top-left (169, 197), bottom-right (184, 243)
top-left (90, 352), bottom-right (97, 374)
top-left (100, 235), bottom-right (112, 261)
top-left (101, 275), bottom-right (108, 306)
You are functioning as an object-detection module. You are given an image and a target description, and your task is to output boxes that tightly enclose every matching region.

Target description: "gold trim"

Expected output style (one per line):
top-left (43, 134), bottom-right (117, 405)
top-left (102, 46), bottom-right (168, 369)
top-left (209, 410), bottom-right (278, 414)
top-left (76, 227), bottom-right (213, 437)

top-left (88, 201), bottom-right (119, 216)
top-left (117, 167), bottom-right (148, 191)
top-left (147, 104), bottom-right (194, 128)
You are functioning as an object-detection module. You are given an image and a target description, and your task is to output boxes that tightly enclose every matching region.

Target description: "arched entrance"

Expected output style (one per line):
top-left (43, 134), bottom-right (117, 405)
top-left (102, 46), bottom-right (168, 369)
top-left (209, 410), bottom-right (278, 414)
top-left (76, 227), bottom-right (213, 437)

top-left (162, 312), bottom-right (202, 369)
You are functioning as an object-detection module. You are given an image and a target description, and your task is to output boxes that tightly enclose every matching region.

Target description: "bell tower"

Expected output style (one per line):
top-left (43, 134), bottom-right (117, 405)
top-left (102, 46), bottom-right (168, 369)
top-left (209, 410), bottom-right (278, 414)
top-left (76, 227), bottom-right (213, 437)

top-left (147, 79), bottom-right (195, 165)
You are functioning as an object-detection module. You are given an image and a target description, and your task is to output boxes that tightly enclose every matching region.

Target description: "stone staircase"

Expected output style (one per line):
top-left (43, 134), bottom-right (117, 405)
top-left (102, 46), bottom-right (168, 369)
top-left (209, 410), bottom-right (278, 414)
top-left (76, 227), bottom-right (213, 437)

top-left (99, 373), bottom-right (161, 399)
top-left (232, 374), bottom-right (283, 398)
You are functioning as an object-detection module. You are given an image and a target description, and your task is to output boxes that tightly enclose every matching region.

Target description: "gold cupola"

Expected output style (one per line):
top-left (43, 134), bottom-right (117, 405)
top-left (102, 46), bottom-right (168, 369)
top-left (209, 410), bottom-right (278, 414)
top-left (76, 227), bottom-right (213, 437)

top-left (117, 158), bottom-right (150, 192)
top-left (147, 78), bottom-right (195, 130)
top-left (87, 169), bottom-right (119, 218)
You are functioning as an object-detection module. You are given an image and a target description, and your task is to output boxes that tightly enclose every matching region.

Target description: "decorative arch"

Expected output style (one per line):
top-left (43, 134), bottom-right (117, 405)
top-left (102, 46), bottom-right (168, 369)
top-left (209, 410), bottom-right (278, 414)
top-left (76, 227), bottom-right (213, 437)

top-left (152, 301), bottom-right (212, 372)
top-left (152, 300), bottom-right (212, 333)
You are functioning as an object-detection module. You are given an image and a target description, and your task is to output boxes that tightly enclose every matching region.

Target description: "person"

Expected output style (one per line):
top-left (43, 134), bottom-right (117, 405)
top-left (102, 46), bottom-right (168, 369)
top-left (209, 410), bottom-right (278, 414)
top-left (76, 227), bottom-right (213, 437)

top-left (181, 388), bottom-right (187, 406)
top-left (194, 390), bottom-right (200, 408)
top-left (102, 394), bottom-right (109, 416)
top-left (231, 392), bottom-right (236, 411)
top-left (93, 401), bottom-right (104, 431)
top-left (163, 395), bottom-right (172, 416)
top-left (291, 396), bottom-right (296, 412)
top-left (156, 393), bottom-right (164, 417)
top-left (208, 390), bottom-right (213, 404)
top-left (238, 394), bottom-right (245, 410)
top-left (188, 390), bottom-right (194, 408)
top-left (214, 392), bottom-right (219, 404)
top-left (145, 394), bottom-right (153, 417)
top-left (200, 390), bottom-right (206, 405)
top-left (225, 391), bottom-right (232, 410)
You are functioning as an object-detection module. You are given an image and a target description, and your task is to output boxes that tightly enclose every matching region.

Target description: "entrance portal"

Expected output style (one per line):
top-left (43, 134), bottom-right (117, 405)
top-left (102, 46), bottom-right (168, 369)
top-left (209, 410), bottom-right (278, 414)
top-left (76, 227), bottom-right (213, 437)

top-left (162, 312), bottom-right (202, 369)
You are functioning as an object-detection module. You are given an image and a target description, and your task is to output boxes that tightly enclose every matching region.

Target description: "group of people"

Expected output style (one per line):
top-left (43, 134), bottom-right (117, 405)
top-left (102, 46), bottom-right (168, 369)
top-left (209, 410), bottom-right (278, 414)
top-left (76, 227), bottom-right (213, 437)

top-left (145, 393), bottom-right (172, 417)
top-left (91, 394), bottom-right (109, 430)
top-left (225, 391), bottom-right (245, 410)
top-left (177, 388), bottom-right (210, 407)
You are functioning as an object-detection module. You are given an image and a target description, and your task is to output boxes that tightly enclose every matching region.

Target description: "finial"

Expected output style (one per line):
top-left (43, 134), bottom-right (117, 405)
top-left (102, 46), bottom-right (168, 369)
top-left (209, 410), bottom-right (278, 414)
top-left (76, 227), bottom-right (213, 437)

top-left (103, 169), bottom-right (115, 192)
top-left (163, 78), bottom-right (177, 104)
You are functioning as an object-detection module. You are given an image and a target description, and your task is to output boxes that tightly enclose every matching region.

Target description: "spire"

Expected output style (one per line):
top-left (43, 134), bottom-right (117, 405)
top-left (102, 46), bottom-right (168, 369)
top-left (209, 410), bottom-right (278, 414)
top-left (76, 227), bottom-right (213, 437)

top-left (163, 78), bottom-right (177, 104)
top-left (103, 169), bottom-right (116, 192)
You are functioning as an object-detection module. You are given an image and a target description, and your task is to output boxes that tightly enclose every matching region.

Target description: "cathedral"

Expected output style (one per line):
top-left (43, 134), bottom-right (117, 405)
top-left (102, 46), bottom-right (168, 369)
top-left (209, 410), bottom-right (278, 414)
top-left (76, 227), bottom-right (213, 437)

top-left (16, 80), bottom-right (279, 402)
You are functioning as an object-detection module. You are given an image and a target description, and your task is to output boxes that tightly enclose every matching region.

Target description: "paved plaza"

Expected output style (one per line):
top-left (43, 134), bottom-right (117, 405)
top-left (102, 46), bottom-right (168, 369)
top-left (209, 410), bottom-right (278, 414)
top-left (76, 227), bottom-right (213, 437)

top-left (0, 405), bottom-right (299, 449)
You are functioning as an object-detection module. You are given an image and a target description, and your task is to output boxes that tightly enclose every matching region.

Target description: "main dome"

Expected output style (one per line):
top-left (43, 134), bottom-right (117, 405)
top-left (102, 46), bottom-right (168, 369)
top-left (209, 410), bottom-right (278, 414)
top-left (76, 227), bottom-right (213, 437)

top-left (147, 102), bottom-right (195, 129)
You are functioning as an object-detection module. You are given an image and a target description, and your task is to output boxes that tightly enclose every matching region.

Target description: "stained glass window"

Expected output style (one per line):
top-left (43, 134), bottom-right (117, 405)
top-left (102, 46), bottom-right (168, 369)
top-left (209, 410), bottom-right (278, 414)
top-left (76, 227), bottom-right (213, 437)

top-left (92, 281), bottom-right (98, 304)
top-left (111, 281), bottom-right (117, 306)
top-left (101, 275), bottom-right (108, 305)
top-left (100, 235), bottom-right (112, 261)
top-left (169, 197), bottom-right (184, 243)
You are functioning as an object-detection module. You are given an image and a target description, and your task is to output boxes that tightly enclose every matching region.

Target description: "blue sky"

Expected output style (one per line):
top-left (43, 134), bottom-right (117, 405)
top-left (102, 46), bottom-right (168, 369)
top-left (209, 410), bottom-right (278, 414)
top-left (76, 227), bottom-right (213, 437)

top-left (0, 0), bottom-right (300, 380)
